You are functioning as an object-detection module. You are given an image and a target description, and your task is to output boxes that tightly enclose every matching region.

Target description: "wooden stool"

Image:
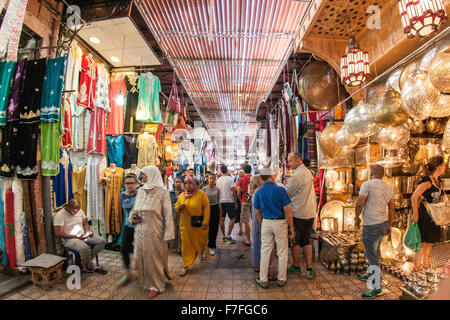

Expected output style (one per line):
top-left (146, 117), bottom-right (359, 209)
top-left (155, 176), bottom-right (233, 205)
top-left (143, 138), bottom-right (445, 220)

top-left (29, 261), bottom-right (65, 291)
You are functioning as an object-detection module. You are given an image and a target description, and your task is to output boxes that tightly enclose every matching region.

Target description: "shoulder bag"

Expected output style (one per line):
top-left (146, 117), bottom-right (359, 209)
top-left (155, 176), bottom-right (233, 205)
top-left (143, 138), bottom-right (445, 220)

top-left (185, 200), bottom-right (204, 228)
top-left (421, 184), bottom-right (450, 226)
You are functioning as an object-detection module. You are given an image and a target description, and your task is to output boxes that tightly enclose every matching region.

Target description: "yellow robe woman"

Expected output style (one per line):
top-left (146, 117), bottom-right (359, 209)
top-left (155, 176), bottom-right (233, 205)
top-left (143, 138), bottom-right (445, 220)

top-left (175, 190), bottom-right (210, 268)
top-left (99, 167), bottom-right (124, 235)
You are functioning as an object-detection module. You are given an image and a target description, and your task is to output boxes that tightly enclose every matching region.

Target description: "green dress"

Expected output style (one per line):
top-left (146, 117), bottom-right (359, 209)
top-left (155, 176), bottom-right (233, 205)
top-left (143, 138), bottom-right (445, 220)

top-left (41, 105), bottom-right (63, 176)
top-left (0, 61), bottom-right (16, 126)
top-left (136, 72), bottom-right (161, 123)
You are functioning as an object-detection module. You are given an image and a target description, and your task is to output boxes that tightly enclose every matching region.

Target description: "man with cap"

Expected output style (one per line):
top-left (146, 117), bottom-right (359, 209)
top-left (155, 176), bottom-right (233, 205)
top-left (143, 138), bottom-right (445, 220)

top-left (253, 167), bottom-right (295, 288)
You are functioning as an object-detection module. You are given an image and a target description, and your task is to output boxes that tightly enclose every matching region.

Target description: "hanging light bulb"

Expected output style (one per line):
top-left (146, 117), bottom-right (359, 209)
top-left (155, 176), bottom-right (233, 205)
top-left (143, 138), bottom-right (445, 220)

top-left (340, 36), bottom-right (370, 87)
top-left (398, 0), bottom-right (448, 38)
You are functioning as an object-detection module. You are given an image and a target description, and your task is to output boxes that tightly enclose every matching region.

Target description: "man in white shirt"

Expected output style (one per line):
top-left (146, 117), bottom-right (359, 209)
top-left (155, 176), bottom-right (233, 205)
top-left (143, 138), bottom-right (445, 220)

top-left (354, 165), bottom-right (395, 299)
top-left (53, 199), bottom-right (107, 273)
top-left (286, 153), bottom-right (317, 279)
top-left (216, 165), bottom-right (238, 243)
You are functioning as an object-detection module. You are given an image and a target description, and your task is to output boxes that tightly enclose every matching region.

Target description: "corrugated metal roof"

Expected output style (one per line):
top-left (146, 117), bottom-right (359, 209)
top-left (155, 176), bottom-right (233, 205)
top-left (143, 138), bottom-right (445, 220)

top-left (137, 0), bottom-right (308, 153)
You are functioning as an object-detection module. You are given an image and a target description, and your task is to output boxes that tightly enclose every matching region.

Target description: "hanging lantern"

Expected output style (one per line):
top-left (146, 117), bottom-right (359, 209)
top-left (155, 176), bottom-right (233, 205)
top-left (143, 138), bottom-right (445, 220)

top-left (335, 126), bottom-right (360, 148)
top-left (429, 47), bottom-right (450, 93)
top-left (375, 125), bottom-right (410, 150)
top-left (443, 120), bottom-right (450, 151)
top-left (398, 0), bottom-right (448, 38)
top-left (318, 122), bottom-right (342, 159)
top-left (344, 100), bottom-right (378, 138)
top-left (401, 71), bottom-right (440, 120)
top-left (374, 87), bottom-right (409, 128)
top-left (340, 36), bottom-right (370, 87)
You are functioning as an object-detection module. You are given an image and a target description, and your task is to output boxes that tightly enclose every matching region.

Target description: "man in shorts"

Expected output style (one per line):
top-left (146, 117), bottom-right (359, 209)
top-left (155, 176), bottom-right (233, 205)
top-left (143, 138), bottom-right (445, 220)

top-left (216, 165), bottom-right (238, 243)
top-left (286, 153), bottom-right (317, 279)
top-left (236, 165), bottom-right (252, 246)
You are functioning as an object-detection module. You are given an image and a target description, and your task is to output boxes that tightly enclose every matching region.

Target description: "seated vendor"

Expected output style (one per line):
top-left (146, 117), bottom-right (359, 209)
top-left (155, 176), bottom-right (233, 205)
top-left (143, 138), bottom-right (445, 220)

top-left (53, 199), bottom-right (107, 274)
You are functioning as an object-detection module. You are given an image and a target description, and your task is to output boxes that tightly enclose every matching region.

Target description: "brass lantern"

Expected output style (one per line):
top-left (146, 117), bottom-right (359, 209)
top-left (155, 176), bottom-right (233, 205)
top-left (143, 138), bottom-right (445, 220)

top-left (340, 36), bottom-right (370, 87)
top-left (374, 88), bottom-right (409, 128)
top-left (429, 41), bottom-right (450, 93)
top-left (397, 0), bottom-right (448, 38)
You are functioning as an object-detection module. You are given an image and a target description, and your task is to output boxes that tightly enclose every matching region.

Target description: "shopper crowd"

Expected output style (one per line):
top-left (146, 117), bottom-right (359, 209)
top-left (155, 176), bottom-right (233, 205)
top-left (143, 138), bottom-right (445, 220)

top-left (53, 152), bottom-right (418, 299)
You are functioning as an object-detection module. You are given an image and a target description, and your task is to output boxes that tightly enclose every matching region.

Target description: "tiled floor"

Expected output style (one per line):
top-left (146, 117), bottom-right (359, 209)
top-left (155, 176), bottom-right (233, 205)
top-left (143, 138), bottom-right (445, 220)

top-left (1, 227), bottom-right (405, 300)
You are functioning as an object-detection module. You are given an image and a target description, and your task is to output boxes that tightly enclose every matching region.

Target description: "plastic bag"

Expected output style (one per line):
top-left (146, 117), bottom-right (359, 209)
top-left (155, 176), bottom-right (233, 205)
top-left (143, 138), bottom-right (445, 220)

top-left (404, 222), bottom-right (422, 253)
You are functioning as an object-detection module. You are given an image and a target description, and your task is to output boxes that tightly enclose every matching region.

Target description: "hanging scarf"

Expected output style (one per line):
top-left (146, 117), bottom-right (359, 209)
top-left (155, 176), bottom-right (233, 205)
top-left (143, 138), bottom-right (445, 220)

top-left (183, 176), bottom-right (199, 199)
top-left (6, 0), bottom-right (28, 62)
top-left (141, 166), bottom-right (165, 190)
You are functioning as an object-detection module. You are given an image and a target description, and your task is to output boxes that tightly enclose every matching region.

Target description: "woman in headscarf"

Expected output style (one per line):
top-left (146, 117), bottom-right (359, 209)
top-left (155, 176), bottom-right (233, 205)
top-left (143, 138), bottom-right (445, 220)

top-left (175, 176), bottom-right (210, 277)
top-left (129, 166), bottom-right (174, 299)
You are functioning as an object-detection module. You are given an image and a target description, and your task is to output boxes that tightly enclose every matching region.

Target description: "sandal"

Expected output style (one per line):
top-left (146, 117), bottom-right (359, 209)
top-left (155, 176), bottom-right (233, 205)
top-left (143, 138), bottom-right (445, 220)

top-left (179, 268), bottom-right (189, 277)
top-left (148, 289), bottom-right (158, 299)
top-left (243, 241), bottom-right (251, 246)
top-left (94, 267), bottom-right (108, 275)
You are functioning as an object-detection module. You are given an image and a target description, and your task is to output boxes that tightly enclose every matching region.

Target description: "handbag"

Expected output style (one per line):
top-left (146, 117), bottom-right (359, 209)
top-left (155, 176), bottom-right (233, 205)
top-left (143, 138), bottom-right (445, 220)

top-left (167, 74), bottom-right (181, 113)
top-left (421, 192), bottom-right (450, 226)
top-left (185, 205), bottom-right (203, 228)
top-left (166, 166), bottom-right (173, 176)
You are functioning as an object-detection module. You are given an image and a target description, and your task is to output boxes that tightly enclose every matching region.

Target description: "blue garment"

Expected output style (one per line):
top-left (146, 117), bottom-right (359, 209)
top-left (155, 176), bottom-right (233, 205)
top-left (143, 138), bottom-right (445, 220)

top-left (0, 61), bottom-right (16, 125)
top-left (40, 57), bottom-right (66, 122)
top-left (23, 226), bottom-right (31, 261)
top-left (118, 192), bottom-right (137, 244)
top-left (53, 149), bottom-right (73, 208)
top-left (251, 197), bottom-right (261, 267)
top-left (0, 187), bottom-right (7, 266)
top-left (253, 182), bottom-right (291, 219)
top-left (362, 221), bottom-right (389, 289)
top-left (106, 135), bottom-right (124, 167)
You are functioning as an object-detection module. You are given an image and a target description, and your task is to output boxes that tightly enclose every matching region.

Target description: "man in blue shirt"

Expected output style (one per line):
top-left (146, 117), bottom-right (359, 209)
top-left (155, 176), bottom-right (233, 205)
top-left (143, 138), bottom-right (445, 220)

top-left (253, 167), bottom-right (295, 288)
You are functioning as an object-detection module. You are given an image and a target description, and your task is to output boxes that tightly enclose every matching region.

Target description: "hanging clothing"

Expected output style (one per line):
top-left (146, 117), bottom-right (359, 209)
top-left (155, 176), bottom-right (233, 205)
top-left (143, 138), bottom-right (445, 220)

top-left (124, 73), bottom-right (141, 133)
top-left (53, 150), bottom-right (73, 209)
top-left (85, 154), bottom-right (106, 222)
top-left (41, 104), bottom-right (63, 177)
top-left (94, 63), bottom-right (110, 112)
top-left (72, 164), bottom-right (87, 214)
top-left (0, 186), bottom-right (7, 266)
top-left (19, 58), bottom-right (46, 124)
top-left (16, 123), bottom-right (39, 180)
top-left (5, 0), bottom-right (28, 62)
top-left (64, 43), bottom-right (82, 93)
top-left (86, 106), bottom-right (107, 155)
top-left (6, 58), bottom-right (27, 122)
top-left (12, 177), bottom-right (25, 265)
top-left (4, 188), bottom-right (16, 268)
top-left (99, 166), bottom-right (124, 235)
top-left (40, 57), bottom-right (66, 123)
top-left (136, 133), bottom-right (156, 168)
top-left (136, 73), bottom-right (161, 123)
top-left (22, 181), bottom-right (37, 259)
top-left (106, 135), bottom-right (124, 167)
top-left (0, 61), bottom-right (16, 125)
top-left (106, 75), bottom-right (126, 136)
top-left (0, 121), bottom-right (19, 177)
top-left (71, 104), bottom-right (86, 151)
top-left (123, 134), bottom-right (138, 169)
top-left (0, 0), bottom-right (20, 58)
top-left (130, 186), bottom-right (174, 292)
top-left (174, 190), bottom-right (210, 268)
top-left (77, 53), bottom-right (97, 110)
top-left (61, 95), bottom-right (72, 149)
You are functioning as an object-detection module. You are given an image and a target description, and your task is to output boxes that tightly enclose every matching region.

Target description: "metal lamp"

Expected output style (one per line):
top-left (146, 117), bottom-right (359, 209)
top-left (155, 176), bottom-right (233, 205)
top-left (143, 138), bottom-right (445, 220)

top-left (340, 36), bottom-right (370, 87)
top-left (398, 0), bottom-right (448, 38)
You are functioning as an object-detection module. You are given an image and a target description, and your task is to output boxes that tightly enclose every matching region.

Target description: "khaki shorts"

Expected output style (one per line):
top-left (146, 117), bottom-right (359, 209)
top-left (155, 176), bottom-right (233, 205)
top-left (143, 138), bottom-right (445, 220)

top-left (240, 202), bottom-right (252, 224)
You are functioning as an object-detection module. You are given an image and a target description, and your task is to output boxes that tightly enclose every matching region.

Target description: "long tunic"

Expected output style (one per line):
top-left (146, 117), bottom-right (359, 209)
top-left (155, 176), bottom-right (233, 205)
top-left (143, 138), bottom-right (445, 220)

top-left (0, 61), bottom-right (16, 125)
top-left (53, 150), bottom-right (73, 209)
top-left (40, 106), bottom-right (63, 176)
top-left (85, 154), bottom-right (106, 221)
top-left (72, 164), bottom-right (87, 214)
top-left (77, 53), bottom-right (97, 110)
top-left (124, 74), bottom-right (140, 133)
top-left (136, 133), bottom-right (156, 167)
top-left (175, 190), bottom-right (210, 268)
top-left (130, 187), bottom-right (174, 292)
top-left (40, 57), bottom-right (66, 123)
top-left (106, 75), bottom-right (126, 136)
top-left (0, 186), bottom-right (7, 266)
top-left (19, 58), bottom-right (46, 124)
top-left (136, 73), bottom-right (161, 123)
top-left (99, 167), bottom-right (124, 235)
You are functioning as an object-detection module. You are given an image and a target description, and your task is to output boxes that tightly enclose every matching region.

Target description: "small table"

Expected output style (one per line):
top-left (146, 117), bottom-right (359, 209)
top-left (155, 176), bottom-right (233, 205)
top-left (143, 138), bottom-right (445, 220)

top-left (20, 254), bottom-right (66, 291)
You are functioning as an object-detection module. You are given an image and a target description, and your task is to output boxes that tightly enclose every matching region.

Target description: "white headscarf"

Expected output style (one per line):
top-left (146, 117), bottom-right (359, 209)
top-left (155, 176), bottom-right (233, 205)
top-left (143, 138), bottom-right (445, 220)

top-left (140, 166), bottom-right (166, 190)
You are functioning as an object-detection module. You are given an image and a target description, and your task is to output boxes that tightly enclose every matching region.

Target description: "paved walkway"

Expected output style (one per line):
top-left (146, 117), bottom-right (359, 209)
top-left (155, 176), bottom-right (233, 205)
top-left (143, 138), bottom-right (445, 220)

top-left (1, 227), bottom-right (404, 300)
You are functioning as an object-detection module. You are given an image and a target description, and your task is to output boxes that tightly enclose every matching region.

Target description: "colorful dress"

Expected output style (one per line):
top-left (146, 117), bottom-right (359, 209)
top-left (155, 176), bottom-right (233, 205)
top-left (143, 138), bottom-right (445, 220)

top-left (61, 95), bottom-right (72, 149)
top-left (85, 154), bottom-right (106, 221)
top-left (86, 106), bottom-right (107, 154)
top-left (123, 134), bottom-right (138, 169)
top-left (136, 133), bottom-right (156, 167)
top-left (106, 135), bottom-right (124, 167)
top-left (19, 58), bottom-right (46, 124)
top-left (136, 72), bottom-right (161, 123)
top-left (52, 149), bottom-right (73, 209)
top-left (106, 75), bottom-right (126, 135)
top-left (77, 53), bottom-right (97, 110)
top-left (72, 164), bottom-right (87, 214)
top-left (174, 190), bottom-right (210, 268)
top-left (41, 106), bottom-right (63, 176)
top-left (99, 166), bottom-right (124, 235)
top-left (40, 56), bottom-right (66, 123)
top-left (130, 187), bottom-right (174, 292)
top-left (0, 61), bottom-right (16, 125)
top-left (0, 186), bottom-right (7, 266)
top-left (94, 63), bottom-right (110, 112)
top-left (16, 123), bottom-right (40, 180)
top-left (0, 121), bottom-right (19, 177)
top-left (6, 58), bottom-right (27, 122)
top-left (124, 74), bottom-right (141, 133)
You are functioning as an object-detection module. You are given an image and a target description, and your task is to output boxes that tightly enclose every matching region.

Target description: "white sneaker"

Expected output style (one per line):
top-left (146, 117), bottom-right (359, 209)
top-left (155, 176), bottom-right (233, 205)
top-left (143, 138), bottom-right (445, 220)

top-left (200, 253), bottom-right (206, 260)
top-left (209, 248), bottom-right (216, 256)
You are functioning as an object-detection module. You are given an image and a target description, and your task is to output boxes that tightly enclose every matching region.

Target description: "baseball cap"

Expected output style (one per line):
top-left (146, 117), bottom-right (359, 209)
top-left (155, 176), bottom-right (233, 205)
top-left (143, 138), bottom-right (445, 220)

top-left (259, 167), bottom-right (274, 176)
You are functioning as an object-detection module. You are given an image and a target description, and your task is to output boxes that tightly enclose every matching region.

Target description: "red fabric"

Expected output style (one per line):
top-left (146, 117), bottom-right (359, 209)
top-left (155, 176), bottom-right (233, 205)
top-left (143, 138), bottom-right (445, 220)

top-left (86, 107), bottom-right (107, 154)
top-left (61, 95), bottom-right (72, 149)
top-left (4, 189), bottom-right (16, 268)
top-left (77, 53), bottom-right (97, 110)
top-left (106, 76), bottom-right (127, 136)
top-left (237, 175), bottom-right (251, 203)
